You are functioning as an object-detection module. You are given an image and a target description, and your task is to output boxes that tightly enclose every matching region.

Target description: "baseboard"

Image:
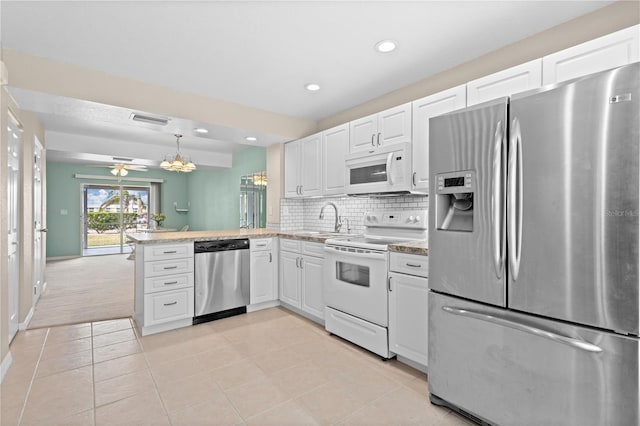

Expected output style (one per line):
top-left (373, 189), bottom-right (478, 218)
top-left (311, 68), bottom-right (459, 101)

top-left (19, 306), bottom-right (34, 330)
top-left (1, 351), bottom-right (13, 383)
top-left (396, 355), bottom-right (428, 374)
top-left (46, 255), bottom-right (80, 261)
top-left (42, 280), bottom-right (48, 293)
top-left (247, 300), bottom-right (280, 312)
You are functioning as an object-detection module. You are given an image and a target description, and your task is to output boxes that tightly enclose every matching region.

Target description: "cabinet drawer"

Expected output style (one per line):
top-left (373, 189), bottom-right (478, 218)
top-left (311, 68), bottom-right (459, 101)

top-left (302, 241), bottom-right (324, 257)
top-left (144, 287), bottom-right (194, 326)
top-left (280, 238), bottom-right (301, 252)
top-left (144, 243), bottom-right (194, 261)
top-left (389, 252), bottom-right (428, 277)
top-left (250, 238), bottom-right (273, 251)
top-left (144, 258), bottom-right (194, 278)
top-left (144, 273), bottom-right (193, 294)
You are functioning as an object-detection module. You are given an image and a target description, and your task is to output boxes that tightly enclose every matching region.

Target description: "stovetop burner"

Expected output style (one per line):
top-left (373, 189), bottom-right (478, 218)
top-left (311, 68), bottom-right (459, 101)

top-left (325, 210), bottom-right (428, 251)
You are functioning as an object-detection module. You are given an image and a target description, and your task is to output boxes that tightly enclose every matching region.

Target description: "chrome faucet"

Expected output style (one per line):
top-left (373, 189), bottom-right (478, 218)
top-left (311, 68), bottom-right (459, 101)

top-left (319, 202), bottom-right (342, 233)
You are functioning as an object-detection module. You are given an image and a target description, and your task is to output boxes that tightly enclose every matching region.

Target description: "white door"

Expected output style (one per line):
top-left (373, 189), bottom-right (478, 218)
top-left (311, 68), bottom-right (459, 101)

top-left (388, 272), bottom-right (429, 366)
top-left (33, 136), bottom-right (45, 304)
top-left (322, 124), bottom-right (349, 196)
top-left (542, 24), bottom-right (639, 85)
top-left (279, 250), bottom-right (301, 307)
top-left (249, 250), bottom-right (274, 304)
top-left (7, 112), bottom-right (22, 343)
top-left (412, 85), bottom-right (467, 192)
top-left (377, 103), bottom-right (412, 148)
top-left (349, 113), bottom-right (377, 153)
top-left (300, 255), bottom-right (324, 319)
top-left (299, 134), bottom-right (322, 197)
top-left (466, 59), bottom-right (542, 106)
top-left (283, 141), bottom-right (300, 198)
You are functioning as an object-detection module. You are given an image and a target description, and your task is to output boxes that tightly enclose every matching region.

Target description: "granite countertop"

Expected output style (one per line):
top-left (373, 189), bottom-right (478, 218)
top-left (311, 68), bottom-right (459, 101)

top-left (388, 240), bottom-right (429, 256)
top-left (128, 228), bottom-right (429, 254)
top-left (128, 228), bottom-right (342, 245)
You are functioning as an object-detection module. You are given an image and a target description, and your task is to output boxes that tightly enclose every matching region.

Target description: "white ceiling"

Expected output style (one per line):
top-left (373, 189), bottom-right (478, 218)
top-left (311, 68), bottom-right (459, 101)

top-left (0, 1), bottom-right (614, 168)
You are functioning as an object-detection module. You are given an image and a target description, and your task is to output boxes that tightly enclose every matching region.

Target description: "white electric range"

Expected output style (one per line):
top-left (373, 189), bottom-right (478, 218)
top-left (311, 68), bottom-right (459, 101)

top-left (323, 210), bottom-right (427, 358)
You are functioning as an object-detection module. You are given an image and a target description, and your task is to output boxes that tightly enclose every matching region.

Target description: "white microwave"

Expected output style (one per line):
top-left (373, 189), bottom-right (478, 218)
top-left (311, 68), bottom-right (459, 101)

top-left (345, 143), bottom-right (413, 196)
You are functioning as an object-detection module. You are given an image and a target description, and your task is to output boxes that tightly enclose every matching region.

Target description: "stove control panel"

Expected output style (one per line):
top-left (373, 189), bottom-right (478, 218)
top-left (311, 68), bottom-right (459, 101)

top-left (364, 210), bottom-right (428, 229)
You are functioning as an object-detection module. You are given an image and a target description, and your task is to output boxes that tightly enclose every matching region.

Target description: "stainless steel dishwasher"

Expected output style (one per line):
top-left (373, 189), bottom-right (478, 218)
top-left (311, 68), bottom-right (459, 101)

top-left (193, 239), bottom-right (250, 324)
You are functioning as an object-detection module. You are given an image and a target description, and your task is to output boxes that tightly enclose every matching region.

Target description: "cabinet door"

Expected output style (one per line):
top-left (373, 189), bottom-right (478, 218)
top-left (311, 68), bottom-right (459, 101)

top-left (250, 251), bottom-right (275, 304)
top-left (388, 272), bottom-right (429, 366)
top-left (467, 59), bottom-right (542, 106)
top-left (543, 25), bottom-right (639, 85)
top-left (412, 86), bottom-right (466, 192)
top-left (378, 103), bottom-right (412, 148)
top-left (284, 141), bottom-right (301, 198)
top-left (279, 250), bottom-right (301, 307)
top-left (349, 113), bottom-right (377, 153)
top-left (322, 124), bottom-right (349, 196)
top-left (300, 134), bottom-right (322, 197)
top-left (300, 255), bottom-right (324, 320)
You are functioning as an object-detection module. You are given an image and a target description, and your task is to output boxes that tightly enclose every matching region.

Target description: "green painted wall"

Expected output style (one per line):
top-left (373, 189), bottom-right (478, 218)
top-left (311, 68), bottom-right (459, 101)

top-left (188, 147), bottom-right (266, 231)
top-left (46, 163), bottom-right (189, 258)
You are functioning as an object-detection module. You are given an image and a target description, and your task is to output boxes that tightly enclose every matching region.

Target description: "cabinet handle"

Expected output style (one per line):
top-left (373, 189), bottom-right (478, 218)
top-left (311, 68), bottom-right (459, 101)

top-left (296, 257), bottom-right (300, 268)
top-left (299, 186), bottom-right (303, 195)
top-left (163, 250), bottom-right (177, 254)
top-left (371, 134), bottom-right (375, 147)
top-left (164, 281), bottom-right (179, 285)
top-left (412, 172), bottom-right (416, 186)
top-left (163, 266), bottom-right (178, 270)
top-left (163, 301), bottom-right (178, 306)
top-left (388, 276), bottom-right (393, 292)
top-left (406, 263), bottom-right (422, 268)
top-left (298, 185), bottom-right (301, 195)
top-left (300, 258), bottom-right (304, 269)
top-left (377, 132), bottom-right (381, 146)
top-left (269, 253), bottom-right (272, 263)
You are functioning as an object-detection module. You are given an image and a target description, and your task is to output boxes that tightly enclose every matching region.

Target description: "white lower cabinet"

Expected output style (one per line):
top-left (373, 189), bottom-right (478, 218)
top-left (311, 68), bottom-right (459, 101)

top-left (249, 238), bottom-right (279, 306)
top-left (279, 239), bottom-right (325, 322)
top-left (389, 252), bottom-right (429, 368)
top-left (135, 243), bottom-right (195, 336)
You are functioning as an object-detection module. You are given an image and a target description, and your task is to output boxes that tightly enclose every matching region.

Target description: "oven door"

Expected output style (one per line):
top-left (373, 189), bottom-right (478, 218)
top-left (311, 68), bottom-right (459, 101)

top-left (323, 245), bottom-right (389, 327)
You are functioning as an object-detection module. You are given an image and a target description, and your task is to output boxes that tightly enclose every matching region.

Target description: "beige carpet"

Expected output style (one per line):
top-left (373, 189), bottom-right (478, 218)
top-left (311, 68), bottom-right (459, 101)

top-left (28, 254), bottom-right (134, 329)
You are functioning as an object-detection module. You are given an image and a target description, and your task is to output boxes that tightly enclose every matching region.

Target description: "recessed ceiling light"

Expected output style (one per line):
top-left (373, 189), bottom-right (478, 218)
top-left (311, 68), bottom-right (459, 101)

top-left (375, 40), bottom-right (397, 53)
top-left (305, 83), bottom-right (321, 92)
top-left (194, 128), bottom-right (208, 134)
top-left (245, 136), bottom-right (257, 142)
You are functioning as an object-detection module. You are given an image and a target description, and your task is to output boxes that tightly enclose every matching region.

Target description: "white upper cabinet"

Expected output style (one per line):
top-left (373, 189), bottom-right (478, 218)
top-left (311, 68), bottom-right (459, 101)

top-left (466, 59), bottom-right (542, 106)
top-left (322, 123), bottom-right (349, 196)
top-left (542, 25), bottom-right (640, 85)
top-left (284, 134), bottom-right (322, 198)
top-left (411, 85), bottom-right (466, 192)
top-left (349, 103), bottom-right (412, 153)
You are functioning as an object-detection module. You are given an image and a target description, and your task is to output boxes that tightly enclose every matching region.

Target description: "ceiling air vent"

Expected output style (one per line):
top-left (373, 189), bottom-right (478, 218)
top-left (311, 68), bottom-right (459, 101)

top-left (130, 113), bottom-right (169, 126)
top-left (112, 156), bottom-right (134, 162)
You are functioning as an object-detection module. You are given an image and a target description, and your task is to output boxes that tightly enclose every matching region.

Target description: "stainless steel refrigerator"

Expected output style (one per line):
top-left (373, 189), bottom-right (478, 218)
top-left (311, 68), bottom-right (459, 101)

top-left (428, 62), bottom-right (639, 426)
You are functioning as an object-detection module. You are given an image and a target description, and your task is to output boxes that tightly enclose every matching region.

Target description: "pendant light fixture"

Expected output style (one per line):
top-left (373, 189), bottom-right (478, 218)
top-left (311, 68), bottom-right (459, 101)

top-left (160, 134), bottom-right (196, 172)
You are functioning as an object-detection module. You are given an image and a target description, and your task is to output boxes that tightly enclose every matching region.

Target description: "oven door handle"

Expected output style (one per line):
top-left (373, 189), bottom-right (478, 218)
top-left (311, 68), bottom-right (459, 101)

top-left (323, 247), bottom-right (387, 261)
top-left (324, 247), bottom-right (387, 260)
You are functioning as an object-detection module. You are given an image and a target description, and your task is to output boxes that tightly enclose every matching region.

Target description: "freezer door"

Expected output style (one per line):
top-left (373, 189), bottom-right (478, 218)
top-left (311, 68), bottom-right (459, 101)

top-left (429, 98), bottom-right (507, 307)
top-left (509, 62), bottom-right (639, 335)
top-left (429, 292), bottom-right (639, 426)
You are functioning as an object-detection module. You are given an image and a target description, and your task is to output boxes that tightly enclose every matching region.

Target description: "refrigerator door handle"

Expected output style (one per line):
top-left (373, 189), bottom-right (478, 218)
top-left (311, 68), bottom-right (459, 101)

top-left (492, 120), bottom-right (505, 279)
top-left (442, 306), bottom-right (603, 353)
top-left (508, 118), bottom-right (523, 281)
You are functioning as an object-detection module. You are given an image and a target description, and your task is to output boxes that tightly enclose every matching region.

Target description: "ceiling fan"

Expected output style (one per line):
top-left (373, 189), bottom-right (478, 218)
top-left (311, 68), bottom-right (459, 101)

top-left (92, 163), bottom-right (148, 177)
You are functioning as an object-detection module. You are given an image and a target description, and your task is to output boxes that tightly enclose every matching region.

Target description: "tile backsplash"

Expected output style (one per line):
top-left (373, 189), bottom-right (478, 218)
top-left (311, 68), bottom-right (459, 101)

top-left (279, 195), bottom-right (428, 234)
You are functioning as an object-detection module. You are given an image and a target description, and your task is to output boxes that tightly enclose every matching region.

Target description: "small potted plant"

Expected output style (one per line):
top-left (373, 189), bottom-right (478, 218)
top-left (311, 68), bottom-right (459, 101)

top-left (150, 213), bottom-right (166, 228)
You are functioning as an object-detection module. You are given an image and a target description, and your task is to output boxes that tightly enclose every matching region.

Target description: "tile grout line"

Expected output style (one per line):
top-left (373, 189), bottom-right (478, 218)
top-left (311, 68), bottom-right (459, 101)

top-left (91, 322), bottom-right (97, 426)
top-left (16, 327), bottom-right (51, 426)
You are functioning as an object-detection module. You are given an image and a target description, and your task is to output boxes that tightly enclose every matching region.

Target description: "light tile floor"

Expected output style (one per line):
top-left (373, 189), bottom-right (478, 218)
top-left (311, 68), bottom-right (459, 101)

top-left (1, 307), bottom-right (472, 426)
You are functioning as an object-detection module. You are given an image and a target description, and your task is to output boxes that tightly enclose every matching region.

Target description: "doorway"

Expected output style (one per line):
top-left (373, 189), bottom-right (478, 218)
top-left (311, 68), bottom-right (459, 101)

top-left (7, 111), bottom-right (22, 343)
top-left (82, 184), bottom-right (150, 256)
